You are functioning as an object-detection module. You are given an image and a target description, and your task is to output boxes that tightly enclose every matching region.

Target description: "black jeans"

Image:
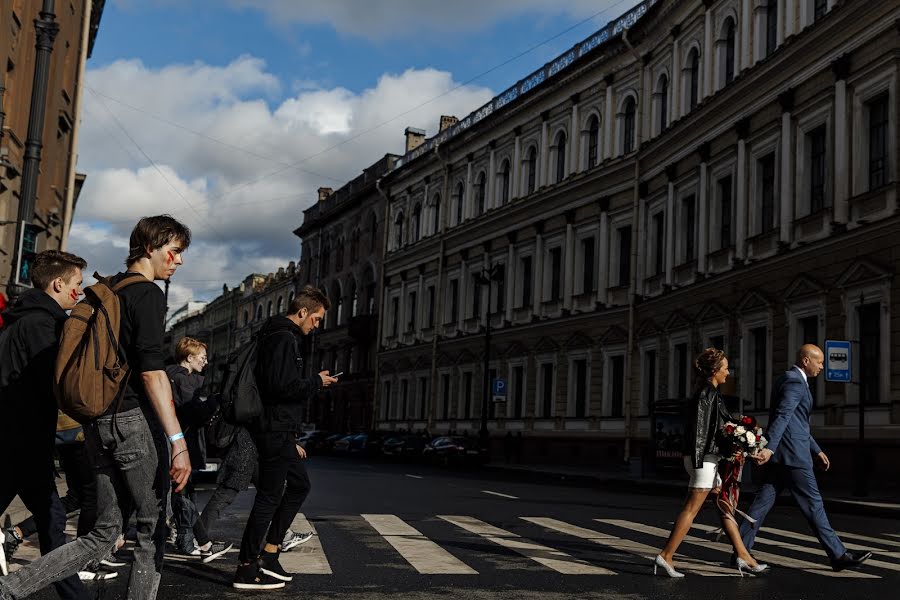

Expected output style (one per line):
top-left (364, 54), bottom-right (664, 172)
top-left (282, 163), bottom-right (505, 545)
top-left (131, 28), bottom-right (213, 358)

top-left (0, 442), bottom-right (88, 600)
top-left (237, 432), bottom-right (310, 562)
top-left (172, 478), bottom-right (210, 551)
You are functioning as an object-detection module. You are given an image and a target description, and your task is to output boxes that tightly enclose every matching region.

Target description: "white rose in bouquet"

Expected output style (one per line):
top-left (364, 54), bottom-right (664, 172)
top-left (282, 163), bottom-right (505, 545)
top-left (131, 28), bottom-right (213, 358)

top-left (735, 426), bottom-right (746, 435)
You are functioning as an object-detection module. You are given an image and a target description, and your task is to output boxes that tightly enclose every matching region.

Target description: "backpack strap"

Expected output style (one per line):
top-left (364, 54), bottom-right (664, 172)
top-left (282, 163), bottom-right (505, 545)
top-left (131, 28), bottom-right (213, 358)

top-left (94, 271), bottom-right (152, 294)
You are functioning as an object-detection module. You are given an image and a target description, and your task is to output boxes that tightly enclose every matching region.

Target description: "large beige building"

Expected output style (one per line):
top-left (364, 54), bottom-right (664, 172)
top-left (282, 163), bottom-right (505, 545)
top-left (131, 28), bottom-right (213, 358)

top-left (377, 0), bottom-right (900, 480)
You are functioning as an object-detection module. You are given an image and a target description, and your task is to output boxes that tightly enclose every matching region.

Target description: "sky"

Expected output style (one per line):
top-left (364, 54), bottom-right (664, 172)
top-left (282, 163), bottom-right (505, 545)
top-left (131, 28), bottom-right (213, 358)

top-left (71, 0), bottom-right (644, 311)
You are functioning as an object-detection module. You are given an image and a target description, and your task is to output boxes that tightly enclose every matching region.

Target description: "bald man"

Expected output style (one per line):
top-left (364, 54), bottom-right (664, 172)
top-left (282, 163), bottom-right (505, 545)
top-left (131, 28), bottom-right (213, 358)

top-left (740, 345), bottom-right (872, 572)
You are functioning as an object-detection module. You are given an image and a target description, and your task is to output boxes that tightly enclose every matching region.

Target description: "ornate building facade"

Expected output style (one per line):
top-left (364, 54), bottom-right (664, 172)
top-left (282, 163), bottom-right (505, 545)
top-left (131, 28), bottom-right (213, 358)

top-left (377, 0), bottom-right (900, 478)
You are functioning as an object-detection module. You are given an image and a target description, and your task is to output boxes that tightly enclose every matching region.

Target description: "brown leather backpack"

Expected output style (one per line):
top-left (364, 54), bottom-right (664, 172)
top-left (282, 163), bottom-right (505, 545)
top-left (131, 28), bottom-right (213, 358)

top-left (54, 272), bottom-right (148, 423)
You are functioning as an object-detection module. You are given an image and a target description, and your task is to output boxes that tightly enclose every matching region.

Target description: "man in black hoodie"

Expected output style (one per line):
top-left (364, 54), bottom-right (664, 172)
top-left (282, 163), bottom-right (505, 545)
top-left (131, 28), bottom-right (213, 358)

top-left (0, 250), bottom-right (89, 599)
top-left (233, 285), bottom-right (337, 591)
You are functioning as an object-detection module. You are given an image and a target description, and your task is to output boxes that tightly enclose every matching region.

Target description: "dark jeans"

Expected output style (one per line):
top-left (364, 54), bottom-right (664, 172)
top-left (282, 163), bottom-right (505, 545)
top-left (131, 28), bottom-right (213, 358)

top-left (0, 442), bottom-right (88, 600)
top-left (0, 408), bottom-right (167, 600)
top-left (237, 432), bottom-right (310, 563)
top-left (172, 479), bottom-right (209, 551)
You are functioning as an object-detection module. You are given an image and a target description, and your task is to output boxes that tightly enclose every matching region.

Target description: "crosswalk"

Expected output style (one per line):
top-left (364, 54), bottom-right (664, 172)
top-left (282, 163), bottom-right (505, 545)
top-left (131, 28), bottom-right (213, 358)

top-left (8, 513), bottom-right (899, 580)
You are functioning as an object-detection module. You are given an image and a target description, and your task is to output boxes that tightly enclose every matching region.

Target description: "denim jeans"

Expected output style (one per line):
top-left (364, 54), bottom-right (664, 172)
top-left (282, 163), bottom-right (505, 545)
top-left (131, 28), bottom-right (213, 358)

top-left (172, 479), bottom-right (209, 551)
top-left (0, 408), bottom-right (167, 600)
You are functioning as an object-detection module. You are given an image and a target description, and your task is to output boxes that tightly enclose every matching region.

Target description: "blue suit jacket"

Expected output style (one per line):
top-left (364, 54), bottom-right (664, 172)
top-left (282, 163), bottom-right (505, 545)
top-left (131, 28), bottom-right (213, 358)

top-left (765, 368), bottom-right (822, 468)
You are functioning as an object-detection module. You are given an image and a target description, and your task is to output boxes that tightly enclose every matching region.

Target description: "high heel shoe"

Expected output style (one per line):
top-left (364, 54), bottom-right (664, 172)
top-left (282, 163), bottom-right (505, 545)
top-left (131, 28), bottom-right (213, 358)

top-left (653, 555), bottom-right (685, 578)
top-left (735, 557), bottom-right (769, 577)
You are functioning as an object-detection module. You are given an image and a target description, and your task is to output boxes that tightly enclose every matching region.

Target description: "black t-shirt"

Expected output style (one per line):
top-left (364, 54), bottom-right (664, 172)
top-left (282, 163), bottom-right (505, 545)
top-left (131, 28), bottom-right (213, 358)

top-left (103, 272), bottom-right (167, 415)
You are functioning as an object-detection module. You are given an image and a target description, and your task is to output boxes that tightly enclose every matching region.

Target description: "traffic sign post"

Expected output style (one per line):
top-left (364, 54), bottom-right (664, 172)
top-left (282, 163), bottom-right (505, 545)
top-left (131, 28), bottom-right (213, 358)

top-left (824, 340), bottom-right (851, 382)
top-left (491, 378), bottom-right (507, 403)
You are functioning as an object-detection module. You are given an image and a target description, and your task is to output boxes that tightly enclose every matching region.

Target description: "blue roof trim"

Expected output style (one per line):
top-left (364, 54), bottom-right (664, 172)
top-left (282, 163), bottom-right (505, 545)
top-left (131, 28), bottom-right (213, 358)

top-left (393, 0), bottom-right (658, 169)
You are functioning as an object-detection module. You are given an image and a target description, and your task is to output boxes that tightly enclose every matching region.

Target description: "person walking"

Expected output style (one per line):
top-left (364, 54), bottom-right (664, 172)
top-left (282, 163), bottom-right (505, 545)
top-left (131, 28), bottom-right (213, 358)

top-left (741, 344), bottom-right (873, 572)
top-left (654, 348), bottom-right (767, 578)
top-left (0, 215), bottom-right (193, 600)
top-left (232, 286), bottom-right (337, 590)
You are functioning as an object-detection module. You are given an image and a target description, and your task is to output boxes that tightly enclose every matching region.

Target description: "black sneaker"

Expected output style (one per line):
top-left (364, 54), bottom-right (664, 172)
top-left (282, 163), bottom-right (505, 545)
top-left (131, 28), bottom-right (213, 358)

top-left (259, 551), bottom-right (293, 582)
top-left (201, 541), bottom-right (233, 564)
top-left (78, 570), bottom-right (119, 581)
top-left (233, 562), bottom-right (285, 590)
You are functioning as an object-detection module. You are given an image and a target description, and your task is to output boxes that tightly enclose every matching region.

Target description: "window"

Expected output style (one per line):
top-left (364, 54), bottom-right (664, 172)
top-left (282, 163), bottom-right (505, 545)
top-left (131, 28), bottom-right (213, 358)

top-left (581, 236), bottom-right (595, 293)
top-left (573, 359), bottom-right (588, 418)
top-left (366, 283), bottom-right (376, 314)
top-left (617, 225), bottom-right (632, 287)
top-left (540, 362), bottom-right (554, 417)
top-left (335, 292), bottom-right (344, 326)
top-left (587, 116), bottom-right (600, 167)
top-left (521, 255), bottom-right (533, 307)
top-left (426, 286), bottom-right (435, 327)
top-left (432, 195), bottom-right (441, 234)
top-left (751, 326), bottom-right (768, 409)
top-left (759, 153), bottom-right (776, 232)
top-left (471, 273), bottom-right (482, 319)
top-left (724, 19), bottom-right (736, 85)
top-left (683, 194), bottom-right (696, 263)
top-left (858, 304), bottom-right (881, 405)
top-left (463, 372), bottom-right (473, 418)
top-left (243, 310), bottom-right (249, 325)
top-left (555, 132), bottom-right (567, 183)
top-left (525, 146), bottom-right (537, 194)
top-left (455, 183), bottom-right (465, 225)
top-left (369, 214), bottom-right (378, 252)
top-left (267, 301), bottom-right (273, 317)
top-left (383, 381), bottom-right (392, 420)
top-left (653, 212), bottom-right (665, 275)
top-left (350, 286), bottom-right (359, 317)
top-left (394, 212), bottom-right (404, 249)
top-left (476, 172), bottom-right (486, 215)
top-left (688, 48), bottom-right (700, 111)
top-left (766, 0), bottom-right (778, 57)
top-left (644, 349), bottom-right (657, 414)
top-left (710, 335), bottom-right (725, 351)
top-left (623, 98), bottom-right (637, 154)
top-left (441, 374), bottom-right (451, 420)
top-left (390, 297), bottom-right (399, 336)
top-left (512, 365), bottom-right (525, 418)
top-left (417, 377), bottom-right (428, 419)
top-left (657, 75), bottom-right (669, 133)
top-left (809, 125), bottom-right (827, 213)
top-left (610, 355), bottom-right (625, 417)
top-left (255, 305), bottom-right (263, 321)
top-left (549, 247), bottom-right (562, 301)
top-left (449, 279), bottom-right (459, 323)
top-left (411, 204), bottom-right (421, 243)
top-left (814, 0), bottom-right (827, 21)
top-left (495, 265), bottom-right (506, 314)
top-left (718, 176), bottom-right (733, 249)
top-left (673, 342), bottom-right (688, 399)
top-left (407, 291), bottom-right (417, 332)
top-left (499, 161), bottom-right (511, 205)
top-left (799, 315), bottom-right (819, 405)
top-left (868, 93), bottom-right (889, 190)
top-left (401, 380), bottom-right (409, 419)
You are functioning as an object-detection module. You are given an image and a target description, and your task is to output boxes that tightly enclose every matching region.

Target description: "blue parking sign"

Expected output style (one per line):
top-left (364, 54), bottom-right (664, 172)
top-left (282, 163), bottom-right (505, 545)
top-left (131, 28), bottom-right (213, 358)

top-left (824, 340), bottom-right (851, 382)
top-left (492, 378), bottom-right (507, 402)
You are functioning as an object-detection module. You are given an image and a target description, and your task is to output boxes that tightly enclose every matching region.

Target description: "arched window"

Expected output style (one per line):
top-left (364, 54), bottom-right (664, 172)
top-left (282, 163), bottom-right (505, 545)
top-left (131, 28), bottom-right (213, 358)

top-left (555, 131), bottom-right (567, 183)
top-left (331, 283), bottom-right (343, 327)
top-left (266, 301), bottom-right (273, 317)
top-left (476, 172), bottom-right (486, 215)
top-left (243, 310), bottom-right (249, 325)
top-left (393, 211), bottom-right (404, 249)
top-left (724, 18), bottom-right (736, 86)
top-left (525, 146), bottom-right (537, 194)
top-left (499, 160), bottom-right (511, 205)
top-left (277, 296), bottom-right (284, 314)
top-left (431, 194), bottom-right (441, 233)
top-left (336, 237), bottom-right (344, 271)
top-left (656, 74), bottom-right (669, 133)
top-left (369, 213), bottom-right (378, 252)
top-left (455, 182), bottom-right (465, 225)
top-left (587, 116), bottom-right (600, 168)
top-left (288, 291), bottom-right (295, 305)
top-left (350, 283), bottom-right (359, 317)
top-left (411, 203), bottom-right (422, 243)
top-left (255, 305), bottom-right (263, 321)
top-left (623, 97), bottom-right (637, 154)
top-left (688, 47), bottom-right (700, 111)
top-left (366, 282), bottom-right (376, 314)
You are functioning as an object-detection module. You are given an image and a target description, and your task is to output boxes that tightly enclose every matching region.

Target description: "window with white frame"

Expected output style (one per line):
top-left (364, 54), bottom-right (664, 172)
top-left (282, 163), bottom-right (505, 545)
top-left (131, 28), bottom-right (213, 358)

top-left (686, 46), bottom-right (701, 112)
top-left (852, 72), bottom-right (896, 196)
top-left (475, 171), bottom-right (487, 216)
top-left (454, 182), bottom-right (465, 226)
top-left (498, 160), bottom-right (511, 206)
top-left (788, 303), bottom-right (824, 407)
top-left (613, 223), bottom-right (632, 287)
top-left (575, 233), bottom-right (596, 295)
top-left (417, 376), bottom-right (428, 420)
top-left (741, 313), bottom-right (771, 411)
top-left (439, 371), bottom-right (453, 420)
top-left (669, 335), bottom-right (690, 400)
top-left (721, 18), bottom-right (736, 87)
top-left (536, 357), bottom-right (557, 418)
top-left (459, 370), bottom-right (474, 419)
top-left (648, 204), bottom-right (666, 276)
top-left (524, 145), bottom-right (538, 194)
top-left (554, 130), bottom-right (568, 183)
top-left (712, 172), bottom-right (734, 251)
top-left (640, 344), bottom-right (658, 416)
top-left (411, 203), bottom-right (422, 243)
top-left (603, 346), bottom-right (626, 417)
top-left (445, 277), bottom-right (459, 324)
top-left (679, 192), bottom-right (697, 264)
top-left (381, 379), bottom-right (393, 420)
top-left (567, 352), bottom-right (591, 418)
top-left (654, 73), bottom-right (669, 135)
top-left (586, 115), bottom-right (601, 168)
top-left (867, 93), bottom-right (890, 191)
top-left (750, 138), bottom-right (779, 235)
top-left (845, 282), bottom-right (890, 407)
top-left (516, 251), bottom-right (534, 308)
top-left (766, 0), bottom-right (778, 57)
top-left (621, 96), bottom-right (637, 155)
top-left (508, 360), bottom-right (527, 419)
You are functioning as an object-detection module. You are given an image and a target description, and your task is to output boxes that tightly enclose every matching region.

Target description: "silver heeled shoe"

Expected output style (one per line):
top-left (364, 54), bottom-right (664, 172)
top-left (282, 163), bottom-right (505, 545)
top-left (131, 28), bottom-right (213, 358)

top-left (653, 555), bottom-right (685, 578)
top-left (736, 557), bottom-right (769, 576)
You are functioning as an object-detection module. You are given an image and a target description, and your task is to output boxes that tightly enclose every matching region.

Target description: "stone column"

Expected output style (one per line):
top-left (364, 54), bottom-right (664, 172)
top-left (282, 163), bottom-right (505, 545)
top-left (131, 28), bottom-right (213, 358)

top-left (532, 232), bottom-right (544, 318)
top-left (487, 147), bottom-right (496, 210)
top-left (512, 133), bottom-right (522, 199)
top-left (604, 77), bottom-right (615, 160)
top-left (735, 120), bottom-right (750, 261)
top-left (570, 98), bottom-right (580, 176)
top-left (506, 243), bottom-right (515, 322)
top-left (539, 117), bottom-right (550, 187)
top-left (465, 160), bottom-right (473, 220)
top-left (563, 223), bottom-right (575, 311)
top-left (703, 7), bottom-right (714, 99)
top-left (698, 158), bottom-right (709, 273)
top-left (597, 210), bottom-right (609, 306)
top-left (741, 0), bottom-right (752, 72)
top-left (832, 56), bottom-right (851, 226)
top-left (779, 90), bottom-right (795, 245)
top-left (665, 180), bottom-right (675, 286)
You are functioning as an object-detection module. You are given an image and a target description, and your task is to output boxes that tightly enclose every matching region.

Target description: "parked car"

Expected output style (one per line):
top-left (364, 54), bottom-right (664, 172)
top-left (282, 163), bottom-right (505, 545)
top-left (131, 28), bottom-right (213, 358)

top-left (332, 434), bottom-right (358, 455)
top-left (382, 435), bottom-right (429, 460)
top-left (318, 433), bottom-right (346, 455)
top-left (423, 436), bottom-right (486, 466)
top-left (297, 430), bottom-right (332, 454)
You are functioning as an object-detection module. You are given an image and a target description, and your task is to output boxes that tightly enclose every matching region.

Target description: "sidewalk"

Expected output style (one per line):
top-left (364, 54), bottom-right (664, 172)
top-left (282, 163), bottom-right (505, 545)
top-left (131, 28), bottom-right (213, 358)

top-left (484, 461), bottom-right (900, 519)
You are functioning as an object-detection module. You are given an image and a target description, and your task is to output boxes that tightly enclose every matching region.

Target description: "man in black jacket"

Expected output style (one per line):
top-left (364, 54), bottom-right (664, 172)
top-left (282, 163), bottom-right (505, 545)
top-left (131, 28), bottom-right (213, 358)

top-left (233, 286), bottom-right (336, 591)
top-left (0, 250), bottom-right (89, 598)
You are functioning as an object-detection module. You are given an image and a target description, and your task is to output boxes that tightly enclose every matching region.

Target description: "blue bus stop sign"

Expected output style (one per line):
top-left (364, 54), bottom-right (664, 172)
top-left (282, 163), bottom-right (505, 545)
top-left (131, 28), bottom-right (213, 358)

top-left (824, 340), bottom-right (851, 382)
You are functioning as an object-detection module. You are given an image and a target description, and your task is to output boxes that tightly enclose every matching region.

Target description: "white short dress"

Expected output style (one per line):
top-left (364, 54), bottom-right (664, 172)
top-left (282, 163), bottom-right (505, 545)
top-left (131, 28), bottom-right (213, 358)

top-left (683, 454), bottom-right (722, 489)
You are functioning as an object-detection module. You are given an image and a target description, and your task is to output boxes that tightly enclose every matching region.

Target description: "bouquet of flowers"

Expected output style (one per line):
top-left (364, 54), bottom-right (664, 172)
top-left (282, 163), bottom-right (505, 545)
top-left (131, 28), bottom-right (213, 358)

top-left (720, 415), bottom-right (768, 462)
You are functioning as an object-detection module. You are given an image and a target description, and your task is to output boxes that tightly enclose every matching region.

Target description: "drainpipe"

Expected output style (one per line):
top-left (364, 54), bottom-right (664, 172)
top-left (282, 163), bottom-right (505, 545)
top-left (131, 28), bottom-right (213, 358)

top-left (372, 176), bottom-right (392, 431)
top-left (61, 0), bottom-right (92, 251)
top-left (622, 27), bottom-right (643, 465)
top-left (428, 144), bottom-right (451, 431)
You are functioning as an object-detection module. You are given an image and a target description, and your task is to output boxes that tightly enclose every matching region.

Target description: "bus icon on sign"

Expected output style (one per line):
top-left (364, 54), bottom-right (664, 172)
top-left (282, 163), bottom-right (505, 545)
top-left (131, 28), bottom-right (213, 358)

top-left (829, 351), bottom-right (848, 364)
top-left (824, 340), bottom-right (851, 382)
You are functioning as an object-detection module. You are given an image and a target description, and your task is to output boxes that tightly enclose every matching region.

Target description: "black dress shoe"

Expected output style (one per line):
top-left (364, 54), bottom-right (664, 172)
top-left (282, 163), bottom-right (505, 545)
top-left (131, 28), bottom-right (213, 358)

top-left (831, 550), bottom-right (873, 571)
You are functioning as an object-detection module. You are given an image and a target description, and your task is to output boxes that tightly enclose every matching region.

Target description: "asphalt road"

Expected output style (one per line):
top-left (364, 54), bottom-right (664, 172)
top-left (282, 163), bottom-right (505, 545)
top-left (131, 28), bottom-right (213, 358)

top-left (9, 456), bottom-right (899, 600)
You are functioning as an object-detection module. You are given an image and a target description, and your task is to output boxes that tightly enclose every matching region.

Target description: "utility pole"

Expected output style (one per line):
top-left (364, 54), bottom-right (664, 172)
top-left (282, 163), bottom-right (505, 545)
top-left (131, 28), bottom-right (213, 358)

top-left (476, 263), bottom-right (503, 446)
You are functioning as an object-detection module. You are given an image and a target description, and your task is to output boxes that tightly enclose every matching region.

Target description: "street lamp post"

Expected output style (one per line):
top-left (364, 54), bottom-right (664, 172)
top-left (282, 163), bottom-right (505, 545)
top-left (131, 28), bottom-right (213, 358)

top-left (475, 264), bottom-right (504, 447)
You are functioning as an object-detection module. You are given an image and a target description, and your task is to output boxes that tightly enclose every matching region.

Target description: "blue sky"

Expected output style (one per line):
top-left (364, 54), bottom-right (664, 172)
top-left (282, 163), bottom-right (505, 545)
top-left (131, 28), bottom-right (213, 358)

top-left (72, 0), bottom-right (642, 309)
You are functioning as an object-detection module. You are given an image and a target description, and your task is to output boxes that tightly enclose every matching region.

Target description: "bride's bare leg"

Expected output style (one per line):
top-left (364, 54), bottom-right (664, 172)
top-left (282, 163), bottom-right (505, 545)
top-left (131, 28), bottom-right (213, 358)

top-left (658, 488), bottom-right (710, 566)
top-left (719, 514), bottom-right (758, 567)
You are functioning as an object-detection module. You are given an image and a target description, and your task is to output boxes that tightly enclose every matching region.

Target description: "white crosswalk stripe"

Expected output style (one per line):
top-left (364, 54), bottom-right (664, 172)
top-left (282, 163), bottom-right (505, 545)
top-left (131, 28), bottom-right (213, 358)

top-left (278, 513), bottom-right (332, 574)
top-left (439, 515), bottom-right (614, 575)
top-left (362, 515), bottom-right (477, 574)
top-left (761, 526), bottom-right (900, 559)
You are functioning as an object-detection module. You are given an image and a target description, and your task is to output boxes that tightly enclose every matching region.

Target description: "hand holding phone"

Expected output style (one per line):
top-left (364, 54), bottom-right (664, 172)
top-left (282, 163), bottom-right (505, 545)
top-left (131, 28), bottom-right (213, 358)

top-left (332, 371), bottom-right (344, 378)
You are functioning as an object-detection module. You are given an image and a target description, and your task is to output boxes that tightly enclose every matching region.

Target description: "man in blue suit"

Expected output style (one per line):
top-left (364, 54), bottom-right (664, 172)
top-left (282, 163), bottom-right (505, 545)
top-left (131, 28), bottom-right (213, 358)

top-left (743, 344), bottom-right (872, 571)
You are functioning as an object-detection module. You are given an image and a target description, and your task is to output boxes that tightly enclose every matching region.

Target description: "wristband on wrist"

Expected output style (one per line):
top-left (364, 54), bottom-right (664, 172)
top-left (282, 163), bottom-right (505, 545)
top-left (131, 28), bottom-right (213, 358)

top-left (168, 432), bottom-right (185, 443)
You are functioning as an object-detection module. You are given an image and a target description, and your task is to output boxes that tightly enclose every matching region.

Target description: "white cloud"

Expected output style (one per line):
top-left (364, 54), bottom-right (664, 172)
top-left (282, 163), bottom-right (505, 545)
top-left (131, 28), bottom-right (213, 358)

top-left (228, 0), bottom-right (645, 40)
top-left (72, 58), bottom-right (493, 308)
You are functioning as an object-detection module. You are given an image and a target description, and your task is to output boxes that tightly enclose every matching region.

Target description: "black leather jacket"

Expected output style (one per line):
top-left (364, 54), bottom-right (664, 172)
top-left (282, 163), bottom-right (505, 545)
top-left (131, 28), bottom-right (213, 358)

top-left (682, 384), bottom-right (734, 469)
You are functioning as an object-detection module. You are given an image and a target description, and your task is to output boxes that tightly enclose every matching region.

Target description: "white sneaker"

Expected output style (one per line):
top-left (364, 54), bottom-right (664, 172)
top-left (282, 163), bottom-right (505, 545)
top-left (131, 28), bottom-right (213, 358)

top-left (78, 570), bottom-right (119, 581)
top-left (281, 530), bottom-right (314, 552)
top-left (0, 538), bottom-right (8, 576)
